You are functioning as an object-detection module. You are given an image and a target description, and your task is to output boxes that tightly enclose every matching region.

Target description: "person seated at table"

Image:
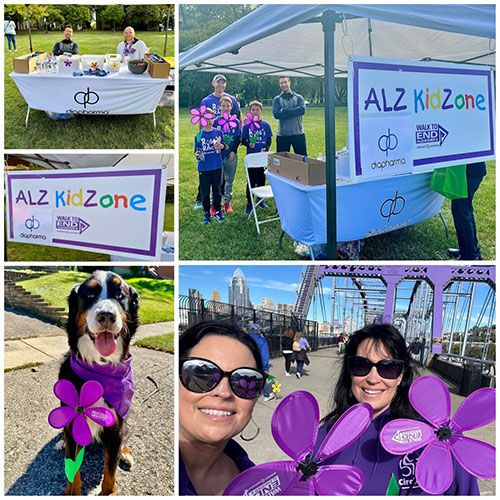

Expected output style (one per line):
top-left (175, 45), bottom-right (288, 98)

top-left (214, 96), bottom-right (241, 214)
top-left (52, 26), bottom-right (79, 56)
top-left (117, 26), bottom-right (147, 62)
top-left (241, 100), bottom-right (273, 215)
top-left (194, 111), bottom-right (226, 225)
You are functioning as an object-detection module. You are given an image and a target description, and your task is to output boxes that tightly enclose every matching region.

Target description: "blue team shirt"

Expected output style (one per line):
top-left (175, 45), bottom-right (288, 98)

top-left (194, 129), bottom-right (224, 172)
top-left (200, 93), bottom-right (240, 121)
top-left (242, 119), bottom-right (273, 154)
top-left (214, 116), bottom-right (241, 158)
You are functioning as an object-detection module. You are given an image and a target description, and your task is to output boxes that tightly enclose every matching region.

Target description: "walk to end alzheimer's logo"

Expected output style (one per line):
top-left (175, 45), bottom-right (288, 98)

top-left (55, 216), bottom-right (90, 235)
top-left (415, 123), bottom-right (449, 148)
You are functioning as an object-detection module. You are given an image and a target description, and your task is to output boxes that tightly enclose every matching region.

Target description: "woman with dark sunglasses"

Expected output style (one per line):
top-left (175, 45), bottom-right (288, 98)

top-left (179, 321), bottom-right (265, 495)
top-left (313, 323), bottom-right (479, 495)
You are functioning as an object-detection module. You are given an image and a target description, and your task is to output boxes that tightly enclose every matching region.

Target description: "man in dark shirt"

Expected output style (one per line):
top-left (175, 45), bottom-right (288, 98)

top-left (52, 26), bottom-right (79, 56)
top-left (409, 337), bottom-right (423, 363)
top-left (448, 162), bottom-right (487, 260)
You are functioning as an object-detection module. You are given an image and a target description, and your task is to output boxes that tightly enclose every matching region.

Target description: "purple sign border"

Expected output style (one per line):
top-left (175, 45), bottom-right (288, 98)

top-left (7, 168), bottom-right (162, 257)
top-left (352, 61), bottom-right (494, 176)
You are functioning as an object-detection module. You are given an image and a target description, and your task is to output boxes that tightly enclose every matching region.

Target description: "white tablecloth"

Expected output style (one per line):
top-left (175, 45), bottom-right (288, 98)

top-left (10, 66), bottom-right (167, 114)
top-left (266, 171), bottom-right (445, 245)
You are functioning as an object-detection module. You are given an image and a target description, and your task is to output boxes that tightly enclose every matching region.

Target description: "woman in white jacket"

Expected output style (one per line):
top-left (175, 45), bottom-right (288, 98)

top-left (4, 16), bottom-right (16, 52)
top-left (117, 26), bottom-right (147, 62)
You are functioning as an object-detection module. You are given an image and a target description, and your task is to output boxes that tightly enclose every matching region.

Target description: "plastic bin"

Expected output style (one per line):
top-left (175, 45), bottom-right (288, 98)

top-left (57, 55), bottom-right (81, 73)
top-left (81, 55), bottom-right (105, 72)
top-left (460, 363), bottom-right (483, 396)
top-left (105, 54), bottom-right (121, 72)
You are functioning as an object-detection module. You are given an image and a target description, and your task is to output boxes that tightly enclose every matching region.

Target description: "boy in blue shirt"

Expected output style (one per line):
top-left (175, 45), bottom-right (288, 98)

top-left (194, 114), bottom-right (226, 224)
top-left (241, 100), bottom-right (273, 215)
top-left (214, 96), bottom-right (242, 214)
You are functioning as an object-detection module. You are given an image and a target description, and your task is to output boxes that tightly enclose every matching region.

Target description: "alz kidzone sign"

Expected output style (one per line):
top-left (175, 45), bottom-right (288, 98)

top-left (348, 56), bottom-right (495, 181)
top-left (6, 166), bottom-right (167, 259)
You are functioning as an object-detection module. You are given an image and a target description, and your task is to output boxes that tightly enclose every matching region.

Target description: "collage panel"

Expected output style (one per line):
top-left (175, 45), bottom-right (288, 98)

top-left (178, 264), bottom-right (496, 495)
top-left (5, 3), bottom-right (175, 149)
top-left (179, 4), bottom-right (494, 261)
top-left (5, 265), bottom-right (174, 495)
top-left (5, 153), bottom-right (174, 262)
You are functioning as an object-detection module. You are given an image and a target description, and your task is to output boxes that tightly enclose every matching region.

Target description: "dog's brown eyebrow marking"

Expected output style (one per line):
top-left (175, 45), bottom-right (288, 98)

top-left (112, 277), bottom-right (122, 286)
top-left (89, 280), bottom-right (99, 288)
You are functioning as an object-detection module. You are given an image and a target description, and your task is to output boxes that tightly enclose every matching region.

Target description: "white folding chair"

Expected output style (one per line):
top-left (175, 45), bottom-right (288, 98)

top-left (244, 152), bottom-right (280, 234)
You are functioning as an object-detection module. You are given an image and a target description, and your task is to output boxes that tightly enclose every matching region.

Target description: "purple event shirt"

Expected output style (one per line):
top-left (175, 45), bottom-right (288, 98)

top-left (242, 120), bottom-right (273, 154)
top-left (179, 439), bottom-right (254, 495)
top-left (313, 408), bottom-right (479, 495)
top-left (70, 354), bottom-right (135, 419)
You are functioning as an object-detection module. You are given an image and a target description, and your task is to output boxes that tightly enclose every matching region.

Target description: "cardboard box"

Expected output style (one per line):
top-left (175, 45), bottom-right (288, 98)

top-left (145, 53), bottom-right (171, 79)
top-left (13, 52), bottom-right (47, 74)
top-left (268, 152), bottom-right (326, 185)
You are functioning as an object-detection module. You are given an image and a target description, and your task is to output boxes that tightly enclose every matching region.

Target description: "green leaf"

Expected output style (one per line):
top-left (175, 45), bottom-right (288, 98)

top-left (65, 447), bottom-right (85, 483)
top-left (385, 473), bottom-right (399, 496)
top-left (267, 375), bottom-right (275, 381)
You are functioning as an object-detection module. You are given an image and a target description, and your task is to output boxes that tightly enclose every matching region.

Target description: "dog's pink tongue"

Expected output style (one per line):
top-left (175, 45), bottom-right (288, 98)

top-left (95, 332), bottom-right (117, 357)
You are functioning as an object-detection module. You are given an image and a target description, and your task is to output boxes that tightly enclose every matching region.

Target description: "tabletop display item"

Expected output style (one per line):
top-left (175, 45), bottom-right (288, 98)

top-left (105, 54), bottom-right (121, 72)
top-left (81, 54), bottom-right (105, 72)
top-left (57, 55), bottom-right (81, 74)
top-left (128, 59), bottom-right (148, 74)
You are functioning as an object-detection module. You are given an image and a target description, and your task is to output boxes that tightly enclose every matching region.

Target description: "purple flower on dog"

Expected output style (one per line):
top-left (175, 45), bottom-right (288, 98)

top-left (380, 375), bottom-right (496, 494)
top-left (48, 379), bottom-right (115, 446)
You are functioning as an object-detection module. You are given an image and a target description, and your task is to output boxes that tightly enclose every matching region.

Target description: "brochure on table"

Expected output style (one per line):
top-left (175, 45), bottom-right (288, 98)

top-left (348, 56), bottom-right (495, 183)
top-left (6, 165), bottom-right (167, 260)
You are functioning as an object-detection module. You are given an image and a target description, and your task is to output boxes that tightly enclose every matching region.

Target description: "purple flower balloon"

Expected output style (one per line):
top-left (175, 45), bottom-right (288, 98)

top-left (48, 379), bottom-right (116, 447)
top-left (190, 105), bottom-right (214, 127)
top-left (380, 375), bottom-right (496, 494)
top-left (218, 112), bottom-right (238, 132)
top-left (223, 390), bottom-right (372, 495)
top-left (244, 112), bottom-right (261, 132)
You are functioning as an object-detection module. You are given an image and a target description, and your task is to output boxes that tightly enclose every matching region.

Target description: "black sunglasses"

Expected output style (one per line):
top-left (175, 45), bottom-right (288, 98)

top-left (180, 357), bottom-right (266, 400)
top-left (348, 356), bottom-right (404, 380)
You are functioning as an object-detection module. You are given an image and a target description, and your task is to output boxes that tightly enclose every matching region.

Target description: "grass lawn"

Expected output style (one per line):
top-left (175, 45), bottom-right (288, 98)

top-left (17, 270), bottom-right (174, 324)
top-left (179, 106), bottom-right (495, 260)
top-left (4, 30), bottom-right (174, 149)
top-left (6, 201), bottom-right (174, 261)
top-left (134, 333), bottom-right (174, 353)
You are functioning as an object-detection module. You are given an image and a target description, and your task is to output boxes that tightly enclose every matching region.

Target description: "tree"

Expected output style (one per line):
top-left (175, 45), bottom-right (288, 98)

top-left (124, 5), bottom-right (162, 31)
top-left (58, 5), bottom-right (91, 29)
top-left (101, 5), bottom-right (124, 32)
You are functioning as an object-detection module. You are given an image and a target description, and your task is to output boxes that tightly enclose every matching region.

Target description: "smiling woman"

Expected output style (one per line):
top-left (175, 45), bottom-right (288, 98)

top-left (313, 324), bottom-right (482, 495)
top-left (179, 321), bottom-right (265, 496)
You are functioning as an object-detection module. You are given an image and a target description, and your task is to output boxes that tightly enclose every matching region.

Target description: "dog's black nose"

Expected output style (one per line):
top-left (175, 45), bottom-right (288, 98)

top-left (96, 311), bottom-right (116, 328)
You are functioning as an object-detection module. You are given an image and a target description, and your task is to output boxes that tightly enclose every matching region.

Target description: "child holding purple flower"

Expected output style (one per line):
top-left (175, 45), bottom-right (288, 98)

top-left (241, 100), bottom-right (273, 215)
top-left (214, 96), bottom-right (241, 214)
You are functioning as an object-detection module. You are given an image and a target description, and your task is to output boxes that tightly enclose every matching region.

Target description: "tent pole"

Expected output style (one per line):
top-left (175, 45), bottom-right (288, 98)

top-left (322, 11), bottom-right (337, 259)
top-left (25, 4), bottom-right (33, 53)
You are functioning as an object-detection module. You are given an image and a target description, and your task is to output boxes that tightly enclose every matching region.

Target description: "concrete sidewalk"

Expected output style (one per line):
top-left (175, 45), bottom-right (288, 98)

top-left (240, 347), bottom-right (495, 495)
top-left (4, 310), bottom-right (174, 370)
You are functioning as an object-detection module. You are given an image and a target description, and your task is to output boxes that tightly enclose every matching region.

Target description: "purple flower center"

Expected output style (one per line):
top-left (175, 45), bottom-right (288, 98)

top-left (436, 425), bottom-right (452, 441)
top-left (296, 454), bottom-right (319, 477)
top-left (76, 405), bottom-right (85, 415)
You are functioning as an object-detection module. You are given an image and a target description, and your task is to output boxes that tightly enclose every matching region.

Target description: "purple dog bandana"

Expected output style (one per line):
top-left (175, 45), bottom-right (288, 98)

top-left (70, 354), bottom-right (135, 419)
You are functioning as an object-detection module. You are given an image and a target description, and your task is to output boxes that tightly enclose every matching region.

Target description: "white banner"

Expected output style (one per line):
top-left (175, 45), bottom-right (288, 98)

top-left (6, 166), bottom-right (167, 259)
top-left (10, 67), bottom-right (167, 115)
top-left (348, 56), bottom-right (495, 181)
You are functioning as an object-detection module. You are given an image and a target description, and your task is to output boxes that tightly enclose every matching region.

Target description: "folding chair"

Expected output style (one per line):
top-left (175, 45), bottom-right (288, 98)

top-left (244, 152), bottom-right (280, 234)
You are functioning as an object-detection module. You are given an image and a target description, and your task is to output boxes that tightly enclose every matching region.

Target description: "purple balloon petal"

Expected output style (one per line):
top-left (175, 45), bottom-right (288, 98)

top-left (72, 413), bottom-right (92, 447)
top-left (451, 435), bottom-right (496, 479)
top-left (48, 406), bottom-right (76, 429)
top-left (415, 440), bottom-right (453, 494)
top-left (200, 117), bottom-right (208, 127)
top-left (314, 465), bottom-right (364, 496)
top-left (316, 403), bottom-right (372, 461)
top-left (410, 376), bottom-right (450, 428)
top-left (54, 379), bottom-right (79, 408)
top-left (223, 461), bottom-right (300, 496)
top-left (380, 418), bottom-right (436, 455)
top-left (84, 407), bottom-right (116, 427)
top-left (190, 115), bottom-right (200, 125)
top-left (451, 387), bottom-right (496, 432)
top-left (271, 391), bottom-right (318, 461)
top-left (79, 380), bottom-right (103, 408)
top-left (200, 105), bottom-right (207, 114)
top-left (189, 108), bottom-right (200, 116)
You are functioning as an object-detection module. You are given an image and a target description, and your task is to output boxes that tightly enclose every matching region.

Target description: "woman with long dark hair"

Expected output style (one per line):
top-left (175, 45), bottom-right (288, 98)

top-left (314, 323), bottom-right (479, 495)
top-left (179, 320), bottom-right (266, 495)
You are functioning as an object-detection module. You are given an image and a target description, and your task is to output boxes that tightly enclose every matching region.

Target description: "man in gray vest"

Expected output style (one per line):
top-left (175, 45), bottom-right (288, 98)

top-left (272, 76), bottom-right (307, 155)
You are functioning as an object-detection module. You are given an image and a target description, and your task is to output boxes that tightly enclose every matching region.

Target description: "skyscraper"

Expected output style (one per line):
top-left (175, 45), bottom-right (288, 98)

top-left (228, 268), bottom-right (252, 309)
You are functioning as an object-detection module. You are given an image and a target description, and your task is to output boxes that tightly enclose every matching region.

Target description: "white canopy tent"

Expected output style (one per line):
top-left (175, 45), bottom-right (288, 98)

top-left (180, 4), bottom-right (495, 257)
top-left (6, 153), bottom-right (175, 186)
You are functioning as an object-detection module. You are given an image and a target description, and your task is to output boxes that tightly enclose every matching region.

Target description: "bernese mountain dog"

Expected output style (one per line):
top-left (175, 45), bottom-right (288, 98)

top-left (57, 270), bottom-right (139, 495)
